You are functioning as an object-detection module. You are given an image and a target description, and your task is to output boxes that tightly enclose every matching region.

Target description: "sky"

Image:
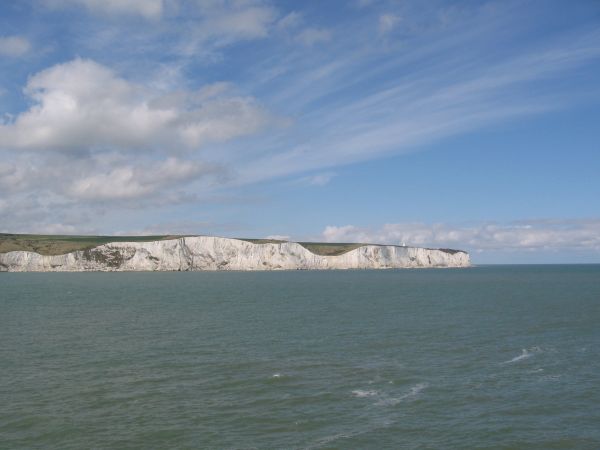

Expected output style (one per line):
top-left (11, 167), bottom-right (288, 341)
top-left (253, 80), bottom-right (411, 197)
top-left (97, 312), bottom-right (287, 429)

top-left (0, 0), bottom-right (599, 263)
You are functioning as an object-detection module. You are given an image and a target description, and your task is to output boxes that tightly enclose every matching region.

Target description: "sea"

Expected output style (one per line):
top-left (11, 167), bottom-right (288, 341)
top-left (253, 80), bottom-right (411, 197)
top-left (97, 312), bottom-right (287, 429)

top-left (1, 265), bottom-right (599, 449)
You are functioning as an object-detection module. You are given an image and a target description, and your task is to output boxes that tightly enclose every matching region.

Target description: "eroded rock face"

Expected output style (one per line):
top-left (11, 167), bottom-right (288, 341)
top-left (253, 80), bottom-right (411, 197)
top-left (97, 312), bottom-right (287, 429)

top-left (0, 237), bottom-right (470, 272)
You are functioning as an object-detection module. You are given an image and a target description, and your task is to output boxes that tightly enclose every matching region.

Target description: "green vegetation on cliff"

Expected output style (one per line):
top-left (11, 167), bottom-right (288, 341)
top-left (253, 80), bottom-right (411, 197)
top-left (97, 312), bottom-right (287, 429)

top-left (1, 234), bottom-right (368, 257)
top-left (239, 239), bottom-right (364, 256)
top-left (0, 234), bottom-right (182, 256)
top-left (0, 233), bottom-right (464, 257)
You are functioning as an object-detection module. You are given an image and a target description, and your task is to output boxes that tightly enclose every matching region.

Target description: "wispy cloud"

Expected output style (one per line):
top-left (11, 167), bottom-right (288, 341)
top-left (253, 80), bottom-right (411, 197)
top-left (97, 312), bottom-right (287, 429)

top-left (378, 13), bottom-right (400, 34)
top-left (0, 36), bottom-right (31, 56)
top-left (235, 26), bottom-right (600, 184)
top-left (44, 0), bottom-right (164, 19)
top-left (294, 28), bottom-right (332, 46)
top-left (176, 1), bottom-right (279, 55)
top-left (294, 172), bottom-right (336, 187)
top-left (276, 11), bottom-right (302, 30)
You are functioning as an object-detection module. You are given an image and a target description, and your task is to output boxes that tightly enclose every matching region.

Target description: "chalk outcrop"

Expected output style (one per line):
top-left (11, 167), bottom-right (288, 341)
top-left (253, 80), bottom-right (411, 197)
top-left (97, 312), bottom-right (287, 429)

top-left (0, 236), bottom-right (470, 272)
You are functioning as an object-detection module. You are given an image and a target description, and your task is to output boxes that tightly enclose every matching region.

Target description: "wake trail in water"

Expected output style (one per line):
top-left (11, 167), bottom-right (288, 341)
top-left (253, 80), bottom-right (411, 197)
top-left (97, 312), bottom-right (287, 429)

top-left (375, 383), bottom-right (428, 406)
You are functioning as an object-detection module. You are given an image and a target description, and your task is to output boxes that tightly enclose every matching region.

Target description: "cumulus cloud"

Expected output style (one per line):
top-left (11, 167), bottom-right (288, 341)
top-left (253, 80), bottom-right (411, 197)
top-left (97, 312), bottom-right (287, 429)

top-left (0, 58), bottom-right (269, 153)
top-left (0, 153), bottom-right (220, 205)
top-left (0, 57), bottom-right (270, 232)
top-left (0, 36), bottom-right (31, 57)
top-left (321, 220), bottom-right (600, 253)
top-left (67, 158), bottom-right (219, 201)
top-left (44, 0), bottom-right (164, 19)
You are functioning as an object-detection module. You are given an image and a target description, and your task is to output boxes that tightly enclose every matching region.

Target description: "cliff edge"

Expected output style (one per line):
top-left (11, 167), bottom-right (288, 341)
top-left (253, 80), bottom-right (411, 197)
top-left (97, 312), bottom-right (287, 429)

top-left (0, 236), bottom-right (470, 272)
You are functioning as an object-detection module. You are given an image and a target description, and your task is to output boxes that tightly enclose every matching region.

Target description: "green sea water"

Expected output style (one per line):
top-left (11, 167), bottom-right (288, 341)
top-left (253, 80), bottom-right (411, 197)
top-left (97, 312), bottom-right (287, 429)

top-left (1, 265), bottom-right (599, 449)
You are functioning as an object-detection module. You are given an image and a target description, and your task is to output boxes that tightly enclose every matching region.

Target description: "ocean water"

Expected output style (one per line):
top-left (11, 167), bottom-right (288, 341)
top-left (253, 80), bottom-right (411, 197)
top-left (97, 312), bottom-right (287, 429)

top-left (1, 265), bottom-right (599, 449)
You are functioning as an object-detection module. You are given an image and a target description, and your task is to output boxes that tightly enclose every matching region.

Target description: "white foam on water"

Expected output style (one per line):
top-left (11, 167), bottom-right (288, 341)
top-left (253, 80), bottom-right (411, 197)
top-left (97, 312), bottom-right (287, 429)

top-left (502, 347), bottom-right (542, 365)
top-left (351, 389), bottom-right (378, 398)
top-left (271, 373), bottom-right (283, 379)
top-left (505, 349), bottom-right (532, 364)
top-left (309, 432), bottom-right (353, 448)
top-left (540, 374), bottom-right (562, 382)
top-left (375, 383), bottom-right (428, 406)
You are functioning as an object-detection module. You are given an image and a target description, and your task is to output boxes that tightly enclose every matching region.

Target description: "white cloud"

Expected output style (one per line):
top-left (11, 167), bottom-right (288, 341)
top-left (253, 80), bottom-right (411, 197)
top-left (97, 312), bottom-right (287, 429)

top-left (67, 157), bottom-right (218, 201)
top-left (378, 14), bottom-right (400, 34)
top-left (0, 161), bottom-right (32, 192)
top-left (29, 223), bottom-right (80, 235)
top-left (277, 11), bottom-right (302, 30)
top-left (295, 28), bottom-right (332, 46)
top-left (320, 220), bottom-right (600, 253)
top-left (265, 234), bottom-right (290, 241)
top-left (354, 0), bottom-right (376, 8)
top-left (0, 58), bottom-right (269, 153)
top-left (116, 220), bottom-right (231, 236)
top-left (238, 29), bottom-right (600, 185)
top-left (295, 172), bottom-right (336, 186)
top-left (0, 36), bottom-right (31, 57)
top-left (0, 152), bottom-right (219, 204)
top-left (44, 0), bottom-right (164, 19)
top-left (208, 5), bottom-right (275, 40)
top-left (0, 57), bottom-right (271, 230)
top-left (177, 0), bottom-right (278, 54)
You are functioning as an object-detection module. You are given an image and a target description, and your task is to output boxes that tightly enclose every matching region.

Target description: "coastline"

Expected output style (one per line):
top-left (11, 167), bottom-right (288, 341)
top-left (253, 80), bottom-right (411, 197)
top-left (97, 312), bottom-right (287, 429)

top-left (0, 236), bottom-right (470, 272)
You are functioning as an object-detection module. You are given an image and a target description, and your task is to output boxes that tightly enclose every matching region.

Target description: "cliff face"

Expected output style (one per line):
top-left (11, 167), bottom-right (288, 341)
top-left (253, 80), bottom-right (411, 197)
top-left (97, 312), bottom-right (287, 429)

top-left (0, 236), bottom-right (470, 272)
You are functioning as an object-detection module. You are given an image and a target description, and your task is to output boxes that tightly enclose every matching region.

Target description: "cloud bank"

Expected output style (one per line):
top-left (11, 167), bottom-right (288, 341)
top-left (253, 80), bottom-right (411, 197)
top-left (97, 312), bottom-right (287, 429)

top-left (0, 58), bottom-right (268, 227)
top-left (321, 220), bottom-right (600, 255)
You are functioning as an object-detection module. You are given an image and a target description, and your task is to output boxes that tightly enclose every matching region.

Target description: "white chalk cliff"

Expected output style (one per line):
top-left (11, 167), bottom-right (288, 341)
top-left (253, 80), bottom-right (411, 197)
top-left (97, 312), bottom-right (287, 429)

top-left (0, 236), bottom-right (470, 272)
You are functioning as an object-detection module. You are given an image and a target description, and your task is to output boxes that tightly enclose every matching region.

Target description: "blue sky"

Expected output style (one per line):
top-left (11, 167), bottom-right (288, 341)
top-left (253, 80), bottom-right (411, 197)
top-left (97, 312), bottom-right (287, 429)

top-left (0, 0), bottom-right (599, 263)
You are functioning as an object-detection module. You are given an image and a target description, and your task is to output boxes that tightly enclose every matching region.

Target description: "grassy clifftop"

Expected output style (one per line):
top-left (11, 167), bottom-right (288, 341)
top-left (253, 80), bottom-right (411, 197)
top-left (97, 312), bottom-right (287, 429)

top-left (0, 234), bottom-right (183, 256)
top-left (1, 234), bottom-right (368, 257)
top-left (239, 239), bottom-right (364, 256)
top-left (0, 233), bottom-right (464, 257)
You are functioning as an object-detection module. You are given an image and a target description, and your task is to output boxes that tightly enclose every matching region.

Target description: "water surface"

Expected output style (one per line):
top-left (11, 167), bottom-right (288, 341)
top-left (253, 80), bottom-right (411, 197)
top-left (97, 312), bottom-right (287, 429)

top-left (1, 266), bottom-right (599, 448)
